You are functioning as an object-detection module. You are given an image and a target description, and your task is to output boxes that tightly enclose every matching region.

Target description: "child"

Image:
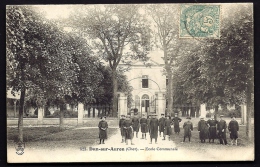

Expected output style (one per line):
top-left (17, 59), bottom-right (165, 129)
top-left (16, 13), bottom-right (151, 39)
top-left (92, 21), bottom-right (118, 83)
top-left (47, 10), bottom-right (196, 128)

top-left (98, 116), bottom-right (108, 144)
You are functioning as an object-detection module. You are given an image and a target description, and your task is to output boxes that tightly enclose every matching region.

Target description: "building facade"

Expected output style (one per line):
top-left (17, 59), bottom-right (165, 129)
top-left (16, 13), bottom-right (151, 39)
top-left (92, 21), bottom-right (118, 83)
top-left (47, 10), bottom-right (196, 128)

top-left (119, 51), bottom-right (167, 117)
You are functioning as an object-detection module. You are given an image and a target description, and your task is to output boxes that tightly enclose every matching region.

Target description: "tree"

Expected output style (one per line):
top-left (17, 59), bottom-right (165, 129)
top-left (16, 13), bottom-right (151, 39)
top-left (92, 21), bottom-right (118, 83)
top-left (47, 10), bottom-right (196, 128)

top-left (173, 52), bottom-right (202, 115)
top-left (92, 66), bottom-right (133, 107)
top-left (199, 4), bottom-right (253, 139)
top-left (6, 6), bottom-right (96, 140)
top-left (173, 4), bottom-right (253, 139)
top-left (7, 6), bottom-right (42, 142)
top-left (65, 4), bottom-right (150, 116)
top-left (147, 4), bottom-right (198, 115)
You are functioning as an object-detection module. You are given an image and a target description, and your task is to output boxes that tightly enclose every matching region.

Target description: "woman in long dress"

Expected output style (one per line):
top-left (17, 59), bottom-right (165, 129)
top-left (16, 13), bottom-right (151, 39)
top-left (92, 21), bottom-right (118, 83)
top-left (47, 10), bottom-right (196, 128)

top-left (198, 116), bottom-right (209, 143)
top-left (182, 117), bottom-right (193, 143)
top-left (98, 116), bottom-right (108, 144)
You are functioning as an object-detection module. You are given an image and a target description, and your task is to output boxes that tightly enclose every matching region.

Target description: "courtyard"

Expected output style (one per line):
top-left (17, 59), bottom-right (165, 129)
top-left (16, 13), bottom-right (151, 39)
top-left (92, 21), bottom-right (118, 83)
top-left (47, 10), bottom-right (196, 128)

top-left (7, 117), bottom-right (254, 162)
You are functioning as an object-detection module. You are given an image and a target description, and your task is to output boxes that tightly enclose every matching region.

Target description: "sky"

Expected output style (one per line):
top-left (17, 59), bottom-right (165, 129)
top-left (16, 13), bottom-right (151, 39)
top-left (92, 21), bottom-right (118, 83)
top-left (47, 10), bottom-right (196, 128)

top-left (32, 4), bottom-right (165, 62)
top-left (30, 3), bottom-right (252, 65)
top-left (33, 3), bottom-right (248, 20)
top-left (34, 5), bottom-right (73, 20)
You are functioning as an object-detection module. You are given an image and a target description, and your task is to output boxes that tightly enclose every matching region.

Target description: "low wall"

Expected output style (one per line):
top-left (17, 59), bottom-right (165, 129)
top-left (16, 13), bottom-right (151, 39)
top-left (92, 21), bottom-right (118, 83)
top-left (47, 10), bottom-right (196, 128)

top-left (7, 118), bottom-right (119, 126)
top-left (7, 117), bottom-right (253, 127)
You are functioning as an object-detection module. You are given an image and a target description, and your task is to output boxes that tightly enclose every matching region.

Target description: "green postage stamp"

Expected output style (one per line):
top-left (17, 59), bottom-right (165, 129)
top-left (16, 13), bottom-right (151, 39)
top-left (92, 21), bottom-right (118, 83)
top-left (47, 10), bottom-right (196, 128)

top-left (180, 4), bottom-right (220, 38)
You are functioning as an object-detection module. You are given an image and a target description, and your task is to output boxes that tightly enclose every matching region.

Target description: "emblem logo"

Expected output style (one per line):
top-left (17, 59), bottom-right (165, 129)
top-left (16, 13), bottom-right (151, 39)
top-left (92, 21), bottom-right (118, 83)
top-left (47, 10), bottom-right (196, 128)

top-left (15, 142), bottom-right (25, 155)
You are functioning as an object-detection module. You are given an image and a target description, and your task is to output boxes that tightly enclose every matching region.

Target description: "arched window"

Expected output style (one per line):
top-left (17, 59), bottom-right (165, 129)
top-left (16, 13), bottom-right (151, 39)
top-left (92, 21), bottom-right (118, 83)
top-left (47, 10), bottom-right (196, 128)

top-left (142, 94), bottom-right (149, 99)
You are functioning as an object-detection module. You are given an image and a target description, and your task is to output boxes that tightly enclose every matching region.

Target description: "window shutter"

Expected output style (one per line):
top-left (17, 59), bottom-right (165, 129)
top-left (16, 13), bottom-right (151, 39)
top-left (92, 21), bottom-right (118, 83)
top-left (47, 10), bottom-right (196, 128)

top-left (148, 76), bottom-right (151, 89)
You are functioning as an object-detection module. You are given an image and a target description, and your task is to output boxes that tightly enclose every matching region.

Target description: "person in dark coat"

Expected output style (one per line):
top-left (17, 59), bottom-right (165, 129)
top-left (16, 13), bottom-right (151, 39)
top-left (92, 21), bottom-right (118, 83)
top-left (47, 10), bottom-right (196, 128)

top-left (98, 116), bottom-right (108, 144)
top-left (140, 114), bottom-right (148, 139)
top-left (228, 115), bottom-right (239, 146)
top-left (132, 114), bottom-right (140, 138)
top-left (119, 115), bottom-right (126, 143)
top-left (198, 116), bottom-right (209, 143)
top-left (172, 113), bottom-right (182, 134)
top-left (123, 115), bottom-right (134, 145)
top-left (149, 114), bottom-right (159, 144)
top-left (158, 114), bottom-right (166, 137)
top-left (147, 115), bottom-right (151, 134)
top-left (182, 117), bottom-right (193, 143)
top-left (207, 115), bottom-right (218, 143)
top-left (163, 115), bottom-right (172, 141)
top-left (217, 115), bottom-right (227, 145)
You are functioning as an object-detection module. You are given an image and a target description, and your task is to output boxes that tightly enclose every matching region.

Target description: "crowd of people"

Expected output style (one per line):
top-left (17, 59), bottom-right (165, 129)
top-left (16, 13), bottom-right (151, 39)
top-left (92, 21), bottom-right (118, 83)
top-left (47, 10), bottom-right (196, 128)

top-left (98, 113), bottom-right (239, 146)
top-left (196, 115), bottom-right (239, 145)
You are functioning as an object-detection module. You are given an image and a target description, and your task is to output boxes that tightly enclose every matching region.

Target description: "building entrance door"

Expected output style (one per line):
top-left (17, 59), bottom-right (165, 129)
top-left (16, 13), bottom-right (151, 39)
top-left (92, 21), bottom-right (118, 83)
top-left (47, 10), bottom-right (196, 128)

top-left (141, 94), bottom-right (149, 116)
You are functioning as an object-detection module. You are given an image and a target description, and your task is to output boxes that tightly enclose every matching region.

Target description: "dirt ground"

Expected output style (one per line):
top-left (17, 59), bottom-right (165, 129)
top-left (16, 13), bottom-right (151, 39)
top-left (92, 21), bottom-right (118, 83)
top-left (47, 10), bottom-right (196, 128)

top-left (7, 120), bottom-right (254, 162)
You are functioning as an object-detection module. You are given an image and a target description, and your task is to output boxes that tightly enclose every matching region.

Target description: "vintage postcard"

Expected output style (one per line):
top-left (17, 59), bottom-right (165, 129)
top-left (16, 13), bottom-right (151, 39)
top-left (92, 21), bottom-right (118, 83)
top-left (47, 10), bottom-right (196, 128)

top-left (7, 3), bottom-right (254, 162)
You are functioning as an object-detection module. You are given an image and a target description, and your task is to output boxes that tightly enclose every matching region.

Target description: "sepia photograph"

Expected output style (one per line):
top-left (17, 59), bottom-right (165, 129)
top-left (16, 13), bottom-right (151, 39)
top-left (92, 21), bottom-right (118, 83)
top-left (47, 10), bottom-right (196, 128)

top-left (6, 3), bottom-right (254, 162)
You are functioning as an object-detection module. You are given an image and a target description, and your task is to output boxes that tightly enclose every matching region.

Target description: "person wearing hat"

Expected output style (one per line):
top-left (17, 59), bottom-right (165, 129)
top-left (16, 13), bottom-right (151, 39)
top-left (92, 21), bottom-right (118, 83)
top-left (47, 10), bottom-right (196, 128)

top-left (228, 115), bottom-right (239, 146)
top-left (98, 116), bottom-right (108, 144)
top-left (119, 115), bottom-right (126, 143)
top-left (158, 114), bottom-right (166, 137)
top-left (217, 115), bottom-right (227, 145)
top-left (140, 114), bottom-right (148, 139)
top-left (149, 114), bottom-right (159, 144)
top-left (198, 116), bottom-right (209, 143)
top-left (163, 115), bottom-right (172, 141)
top-left (182, 117), bottom-right (193, 143)
top-left (172, 113), bottom-right (182, 135)
top-left (122, 115), bottom-right (134, 145)
top-left (207, 114), bottom-right (218, 143)
top-left (147, 115), bottom-right (152, 134)
top-left (132, 114), bottom-right (140, 138)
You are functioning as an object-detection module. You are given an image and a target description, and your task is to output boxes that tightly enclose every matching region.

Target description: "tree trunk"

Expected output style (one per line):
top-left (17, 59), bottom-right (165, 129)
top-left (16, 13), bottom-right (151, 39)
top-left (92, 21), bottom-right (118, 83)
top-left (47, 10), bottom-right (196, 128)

top-left (214, 105), bottom-right (218, 120)
top-left (59, 103), bottom-right (64, 131)
top-left (246, 85), bottom-right (252, 140)
top-left (14, 100), bottom-right (17, 118)
top-left (18, 88), bottom-right (26, 143)
top-left (111, 70), bottom-right (118, 117)
top-left (166, 70), bottom-right (173, 115)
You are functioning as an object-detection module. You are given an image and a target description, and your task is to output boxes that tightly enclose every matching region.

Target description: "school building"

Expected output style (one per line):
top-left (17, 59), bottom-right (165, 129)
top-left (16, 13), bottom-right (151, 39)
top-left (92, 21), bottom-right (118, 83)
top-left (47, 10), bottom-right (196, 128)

top-left (118, 49), bottom-right (167, 117)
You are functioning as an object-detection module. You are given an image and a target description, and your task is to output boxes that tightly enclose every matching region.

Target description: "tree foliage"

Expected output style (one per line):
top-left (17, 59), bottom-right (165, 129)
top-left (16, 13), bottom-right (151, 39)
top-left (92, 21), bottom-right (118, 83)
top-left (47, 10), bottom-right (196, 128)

top-left (7, 6), bottom-right (127, 139)
top-left (147, 4), bottom-right (198, 114)
top-left (173, 4), bottom-right (253, 113)
top-left (65, 4), bottom-right (150, 116)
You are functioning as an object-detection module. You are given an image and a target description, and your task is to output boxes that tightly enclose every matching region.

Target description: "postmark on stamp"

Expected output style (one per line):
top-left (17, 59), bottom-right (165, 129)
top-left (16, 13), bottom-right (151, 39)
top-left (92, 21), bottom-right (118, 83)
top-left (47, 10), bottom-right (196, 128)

top-left (180, 4), bottom-right (220, 38)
